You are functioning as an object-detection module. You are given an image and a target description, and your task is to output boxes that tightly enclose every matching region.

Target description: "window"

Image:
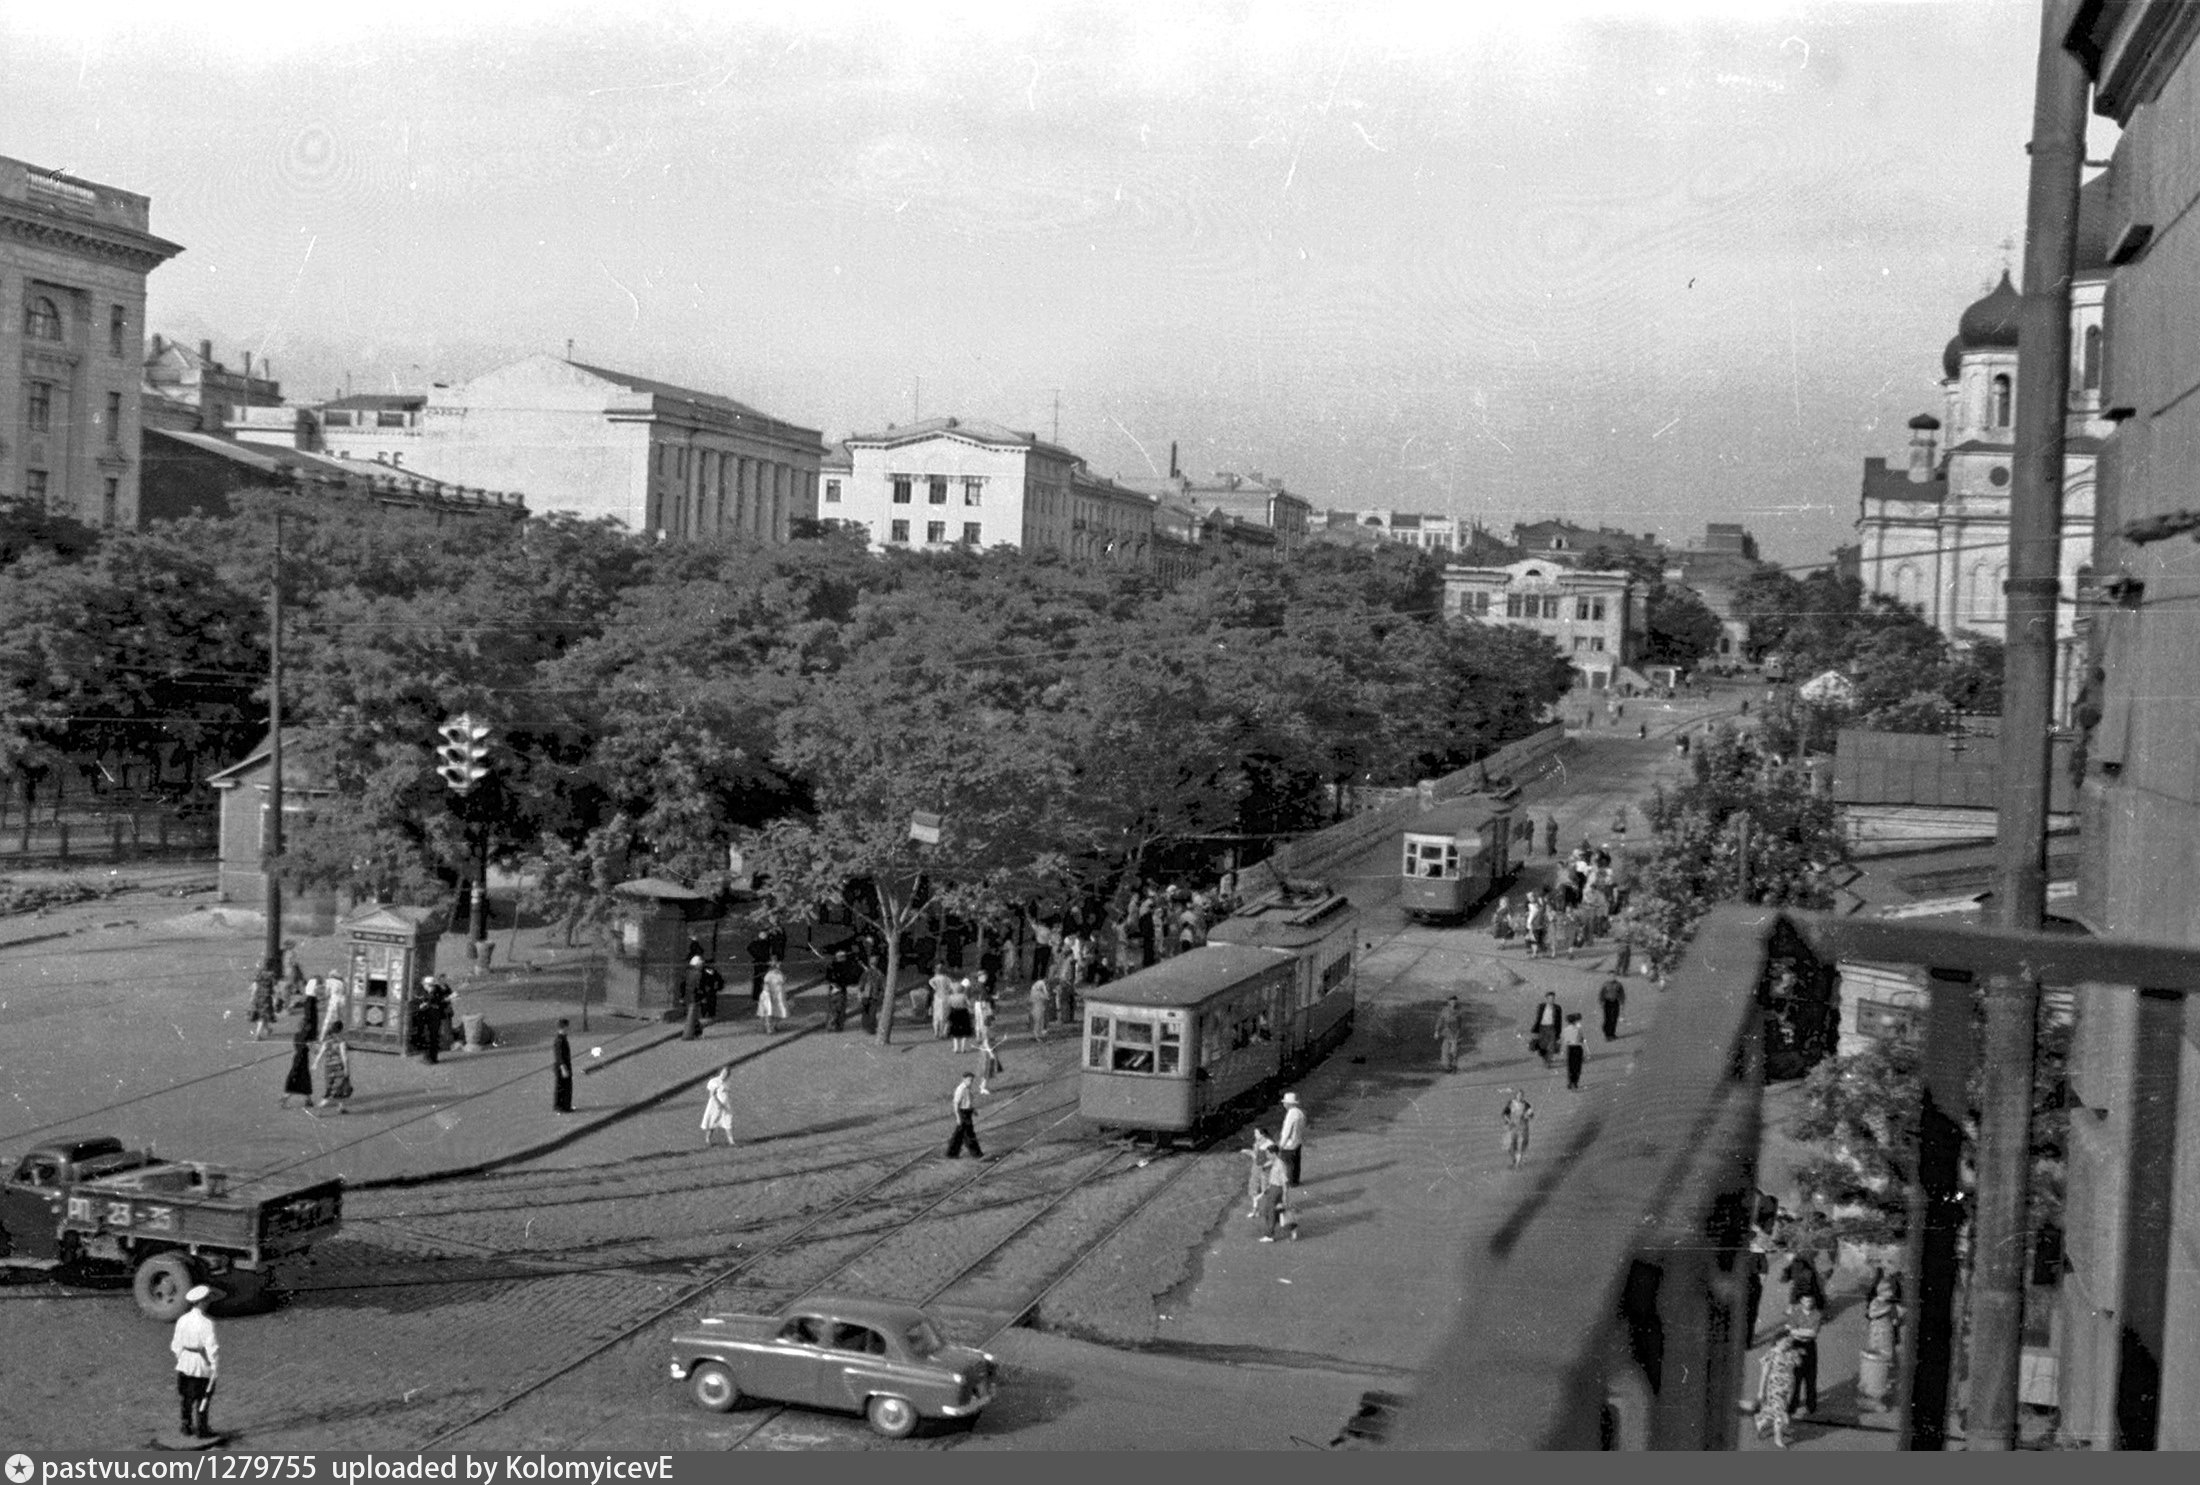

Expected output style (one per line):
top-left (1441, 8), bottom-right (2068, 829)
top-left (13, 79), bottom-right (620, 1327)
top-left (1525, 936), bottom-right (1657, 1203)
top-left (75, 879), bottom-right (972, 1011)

top-left (926, 520), bottom-right (946, 544)
top-left (1471, 592), bottom-right (1491, 615)
top-left (928, 477), bottom-right (948, 505)
top-left (26, 381), bottom-right (51, 433)
top-left (889, 519), bottom-right (910, 543)
top-left (105, 391), bottom-right (122, 442)
top-left (1575, 598), bottom-right (1592, 621)
top-left (824, 479), bottom-right (842, 504)
top-left (376, 410), bottom-right (407, 428)
top-left (102, 478), bottom-right (118, 526)
top-left (323, 410), bottom-right (354, 427)
top-left (962, 522), bottom-right (981, 545)
top-left (24, 296), bottom-right (61, 342)
top-left (1991, 373), bottom-right (2013, 428)
top-left (963, 478), bottom-right (983, 506)
top-left (892, 477), bottom-right (912, 505)
top-left (1573, 637), bottom-right (1588, 652)
top-left (1591, 598), bottom-right (1606, 622)
top-left (26, 470), bottom-right (48, 507)
top-left (1505, 594), bottom-right (1524, 618)
top-left (1086, 1012), bottom-right (1182, 1075)
top-left (1404, 838), bottom-right (1459, 879)
top-left (2083, 325), bottom-right (2102, 393)
top-left (109, 305), bottom-right (126, 357)
top-left (1542, 596), bottom-right (1562, 619)
top-left (1592, 637), bottom-right (1606, 652)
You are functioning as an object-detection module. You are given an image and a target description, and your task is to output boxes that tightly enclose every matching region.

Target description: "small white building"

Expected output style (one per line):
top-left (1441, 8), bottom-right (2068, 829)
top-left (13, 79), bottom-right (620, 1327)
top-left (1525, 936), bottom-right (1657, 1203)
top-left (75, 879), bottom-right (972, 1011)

top-left (1441, 559), bottom-right (1642, 689)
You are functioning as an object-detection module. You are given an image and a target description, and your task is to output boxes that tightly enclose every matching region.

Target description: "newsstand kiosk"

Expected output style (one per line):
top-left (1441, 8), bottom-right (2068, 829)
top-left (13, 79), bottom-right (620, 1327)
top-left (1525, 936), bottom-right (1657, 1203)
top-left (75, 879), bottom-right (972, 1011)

top-left (605, 877), bottom-right (726, 1020)
top-left (340, 903), bottom-right (441, 1053)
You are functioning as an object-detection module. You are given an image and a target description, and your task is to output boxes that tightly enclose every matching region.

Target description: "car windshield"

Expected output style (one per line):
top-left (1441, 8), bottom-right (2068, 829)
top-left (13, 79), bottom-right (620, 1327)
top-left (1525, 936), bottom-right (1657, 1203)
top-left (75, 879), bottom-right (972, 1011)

top-left (903, 1318), bottom-right (945, 1357)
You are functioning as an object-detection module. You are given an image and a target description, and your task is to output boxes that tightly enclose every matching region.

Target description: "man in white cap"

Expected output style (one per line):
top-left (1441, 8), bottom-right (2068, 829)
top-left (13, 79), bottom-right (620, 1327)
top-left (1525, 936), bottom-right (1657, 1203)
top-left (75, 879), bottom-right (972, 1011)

top-left (170, 1283), bottom-right (219, 1439)
top-left (1277, 1091), bottom-right (1307, 1188)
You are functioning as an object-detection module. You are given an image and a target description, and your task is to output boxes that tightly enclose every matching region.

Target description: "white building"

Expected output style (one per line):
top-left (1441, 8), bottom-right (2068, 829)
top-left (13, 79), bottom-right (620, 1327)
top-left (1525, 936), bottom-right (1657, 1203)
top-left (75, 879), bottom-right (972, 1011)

top-left (261, 354), bottom-right (822, 542)
top-left (828, 415), bottom-right (1154, 565)
top-left (1442, 558), bottom-right (1642, 689)
top-left (1857, 185), bottom-right (2111, 715)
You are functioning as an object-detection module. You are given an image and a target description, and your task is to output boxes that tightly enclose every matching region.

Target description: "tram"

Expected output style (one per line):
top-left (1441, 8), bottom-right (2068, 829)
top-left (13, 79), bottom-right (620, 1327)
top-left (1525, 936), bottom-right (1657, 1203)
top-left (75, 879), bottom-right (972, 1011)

top-left (1080, 883), bottom-right (1357, 1134)
top-left (1397, 795), bottom-right (1518, 922)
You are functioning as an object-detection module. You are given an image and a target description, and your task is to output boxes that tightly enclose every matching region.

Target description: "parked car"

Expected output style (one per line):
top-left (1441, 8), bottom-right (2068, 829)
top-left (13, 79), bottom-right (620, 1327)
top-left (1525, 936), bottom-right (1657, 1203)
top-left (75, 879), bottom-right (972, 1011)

top-left (669, 1295), bottom-right (997, 1438)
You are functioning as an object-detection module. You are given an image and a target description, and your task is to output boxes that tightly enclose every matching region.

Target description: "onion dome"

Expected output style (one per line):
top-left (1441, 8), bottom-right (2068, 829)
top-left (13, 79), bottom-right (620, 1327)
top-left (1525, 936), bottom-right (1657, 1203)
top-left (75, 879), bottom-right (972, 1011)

top-left (1907, 413), bottom-right (1942, 431)
top-left (1942, 335), bottom-right (1964, 380)
top-left (1957, 270), bottom-right (2022, 351)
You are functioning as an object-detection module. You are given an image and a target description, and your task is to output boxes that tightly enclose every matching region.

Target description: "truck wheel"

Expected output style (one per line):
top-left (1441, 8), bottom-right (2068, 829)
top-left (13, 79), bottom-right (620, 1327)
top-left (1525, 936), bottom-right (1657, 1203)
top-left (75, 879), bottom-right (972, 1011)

top-left (866, 1394), bottom-right (918, 1439)
top-left (133, 1252), bottom-right (199, 1321)
top-left (688, 1363), bottom-right (740, 1413)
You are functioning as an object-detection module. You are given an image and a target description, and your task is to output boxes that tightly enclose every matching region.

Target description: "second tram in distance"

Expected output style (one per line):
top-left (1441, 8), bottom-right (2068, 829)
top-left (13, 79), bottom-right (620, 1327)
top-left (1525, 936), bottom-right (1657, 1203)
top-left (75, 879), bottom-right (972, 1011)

top-left (1397, 794), bottom-right (1519, 922)
top-left (1078, 882), bottom-right (1357, 1135)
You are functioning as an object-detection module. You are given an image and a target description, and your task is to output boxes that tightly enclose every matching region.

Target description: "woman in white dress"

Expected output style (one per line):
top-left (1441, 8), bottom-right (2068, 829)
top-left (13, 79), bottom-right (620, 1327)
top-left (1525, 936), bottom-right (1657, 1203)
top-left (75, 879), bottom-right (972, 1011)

top-left (700, 1065), bottom-right (735, 1147)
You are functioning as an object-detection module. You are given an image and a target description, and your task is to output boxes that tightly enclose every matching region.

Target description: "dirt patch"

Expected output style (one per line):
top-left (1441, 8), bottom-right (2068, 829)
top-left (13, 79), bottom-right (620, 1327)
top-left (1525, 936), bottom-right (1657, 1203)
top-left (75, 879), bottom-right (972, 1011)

top-left (1027, 1153), bottom-right (1242, 1348)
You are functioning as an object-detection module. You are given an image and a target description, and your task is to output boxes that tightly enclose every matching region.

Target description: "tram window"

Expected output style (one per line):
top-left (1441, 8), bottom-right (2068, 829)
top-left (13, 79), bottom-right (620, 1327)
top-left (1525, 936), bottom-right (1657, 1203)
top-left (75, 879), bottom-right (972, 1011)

top-left (1158, 1024), bottom-right (1182, 1074)
top-left (1087, 1030), bottom-right (1109, 1070)
top-left (1112, 1046), bottom-right (1156, 1072)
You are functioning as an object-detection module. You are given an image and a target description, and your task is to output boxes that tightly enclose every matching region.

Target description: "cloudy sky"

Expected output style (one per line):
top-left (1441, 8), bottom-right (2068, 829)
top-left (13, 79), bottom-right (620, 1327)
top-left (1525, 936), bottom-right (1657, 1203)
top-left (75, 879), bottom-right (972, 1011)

top-left (3, 1), bottom-right (2092, 564)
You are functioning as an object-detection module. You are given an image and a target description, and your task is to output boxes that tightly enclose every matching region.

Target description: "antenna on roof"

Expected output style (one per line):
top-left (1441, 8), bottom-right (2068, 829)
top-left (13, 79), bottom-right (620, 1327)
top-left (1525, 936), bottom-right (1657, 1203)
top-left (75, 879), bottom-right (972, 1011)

top-left (565, 338), bottom-right (574, 360)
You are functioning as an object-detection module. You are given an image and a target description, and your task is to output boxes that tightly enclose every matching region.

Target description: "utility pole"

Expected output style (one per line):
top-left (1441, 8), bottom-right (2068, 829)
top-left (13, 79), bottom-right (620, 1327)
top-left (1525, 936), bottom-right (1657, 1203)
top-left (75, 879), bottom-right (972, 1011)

top-left (262, 507), bottom-right (284, 977)
top-left (1969, 0), bottom-right (2088, 1450)
top-left (1735, 811), bottom-right (1752, 903)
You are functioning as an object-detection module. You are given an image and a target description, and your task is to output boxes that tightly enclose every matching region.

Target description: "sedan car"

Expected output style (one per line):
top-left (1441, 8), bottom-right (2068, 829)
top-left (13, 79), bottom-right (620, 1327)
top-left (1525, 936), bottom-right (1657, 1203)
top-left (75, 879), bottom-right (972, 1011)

top-left (669, 1294), bottom-right (998, 1438)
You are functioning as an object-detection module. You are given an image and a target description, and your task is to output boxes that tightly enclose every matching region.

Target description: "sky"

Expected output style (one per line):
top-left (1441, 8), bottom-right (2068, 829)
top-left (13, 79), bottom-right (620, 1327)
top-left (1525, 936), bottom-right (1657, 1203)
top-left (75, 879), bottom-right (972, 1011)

top-left (1, 0), bottom-right (2098, 566)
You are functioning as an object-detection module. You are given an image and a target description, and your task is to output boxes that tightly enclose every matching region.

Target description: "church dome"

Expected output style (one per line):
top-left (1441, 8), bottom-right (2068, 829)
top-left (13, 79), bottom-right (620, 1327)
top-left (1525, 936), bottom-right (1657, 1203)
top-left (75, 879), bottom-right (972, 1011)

top-left (1942, 335), bottom-right (1964, 380)
top-left (1908, 412), bottom-right (1942, 430)
top-left (1957, 270), bottom-right (2022, 351)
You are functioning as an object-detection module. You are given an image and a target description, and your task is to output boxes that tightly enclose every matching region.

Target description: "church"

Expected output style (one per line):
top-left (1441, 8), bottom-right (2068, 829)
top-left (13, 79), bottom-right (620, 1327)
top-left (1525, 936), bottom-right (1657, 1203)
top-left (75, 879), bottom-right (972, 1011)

top-left (1855, 183), bottom-right (2111, 721)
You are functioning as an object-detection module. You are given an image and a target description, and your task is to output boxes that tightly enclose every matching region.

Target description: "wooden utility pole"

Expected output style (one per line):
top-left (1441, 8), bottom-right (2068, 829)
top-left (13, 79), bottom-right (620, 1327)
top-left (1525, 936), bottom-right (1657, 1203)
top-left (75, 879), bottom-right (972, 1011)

top-left (1970, 0), bottom-right (2089, 1450)
top-left (262, 507), bottom-right (284, 977)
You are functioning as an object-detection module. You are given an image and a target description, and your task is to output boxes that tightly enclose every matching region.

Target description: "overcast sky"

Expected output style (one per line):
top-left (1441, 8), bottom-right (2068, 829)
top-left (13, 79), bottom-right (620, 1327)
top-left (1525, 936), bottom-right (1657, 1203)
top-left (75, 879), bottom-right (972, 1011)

top-left (2, 1), bottom-right (2091, 565)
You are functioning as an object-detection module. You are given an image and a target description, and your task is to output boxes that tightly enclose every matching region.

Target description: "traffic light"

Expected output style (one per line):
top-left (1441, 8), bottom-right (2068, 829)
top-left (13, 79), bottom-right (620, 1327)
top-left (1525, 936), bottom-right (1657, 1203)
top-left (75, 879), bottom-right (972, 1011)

top-left (436, 714), bottom-right (491, 794)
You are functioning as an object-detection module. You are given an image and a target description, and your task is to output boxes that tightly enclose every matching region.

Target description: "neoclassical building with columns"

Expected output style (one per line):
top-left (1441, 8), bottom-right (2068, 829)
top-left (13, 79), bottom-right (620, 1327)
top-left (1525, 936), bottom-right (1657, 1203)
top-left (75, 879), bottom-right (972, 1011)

top-left (1857, 192), bottom-right (2111, 715)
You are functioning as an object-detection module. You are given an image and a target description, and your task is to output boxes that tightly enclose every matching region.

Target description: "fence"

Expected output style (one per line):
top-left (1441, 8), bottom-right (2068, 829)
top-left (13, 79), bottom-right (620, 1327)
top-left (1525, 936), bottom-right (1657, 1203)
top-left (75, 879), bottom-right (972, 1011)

top-left (0, 804), bottom-right (217, 868)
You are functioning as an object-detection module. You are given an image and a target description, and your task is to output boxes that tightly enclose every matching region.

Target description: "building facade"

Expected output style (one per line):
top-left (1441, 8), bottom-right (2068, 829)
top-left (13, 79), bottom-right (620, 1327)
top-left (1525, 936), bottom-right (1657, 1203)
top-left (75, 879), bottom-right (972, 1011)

top-left (142, 336), bottom-right (282, 434)
top-left (2058, 0), bottom-right (2200, 1450)
top-left (1441, 558), bottom-right (1641, 688)
top-left (830, 416), bottom-right (1155, 566)
top-left (2, 156), bottom-right (182, 527)
top-left (1667, 522), bottom-right (1768, 664)
top-left (1857, 214), bottom-right (2109, 715)
top-left (1509, 519), bottom-right (1664, 568)
top-left (1123, 467), bottom-right (1311, 551)
top-left (293, 355), bottom-right (819, 541)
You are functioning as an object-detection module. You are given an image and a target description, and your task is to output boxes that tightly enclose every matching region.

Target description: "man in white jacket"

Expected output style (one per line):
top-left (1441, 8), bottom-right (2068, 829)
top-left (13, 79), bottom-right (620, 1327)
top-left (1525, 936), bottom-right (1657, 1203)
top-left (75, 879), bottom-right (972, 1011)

top-left (170, 1283), bottom-right (219, 1439)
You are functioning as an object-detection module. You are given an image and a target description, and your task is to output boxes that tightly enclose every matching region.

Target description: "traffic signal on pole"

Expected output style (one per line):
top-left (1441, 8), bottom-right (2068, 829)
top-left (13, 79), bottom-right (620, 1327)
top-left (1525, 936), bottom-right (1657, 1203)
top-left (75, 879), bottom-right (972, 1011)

top-left (437, 714), bottom-right (491, 794)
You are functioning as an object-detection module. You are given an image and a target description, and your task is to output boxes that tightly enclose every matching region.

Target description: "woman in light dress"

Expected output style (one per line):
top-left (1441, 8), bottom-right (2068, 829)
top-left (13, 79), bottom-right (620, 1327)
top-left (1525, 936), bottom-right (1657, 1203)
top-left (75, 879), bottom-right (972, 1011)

top-left (316, 1021), bottom-right (354, 1114)
top-left (700, 1065), bottom-right (735, 1147)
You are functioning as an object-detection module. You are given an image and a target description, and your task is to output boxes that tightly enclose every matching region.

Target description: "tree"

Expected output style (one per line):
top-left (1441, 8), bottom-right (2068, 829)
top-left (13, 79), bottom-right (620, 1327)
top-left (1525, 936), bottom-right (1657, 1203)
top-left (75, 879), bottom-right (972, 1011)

top-left (1731, 567), bottom-right (1806, 663)
top-left (1643, 581), bottom-right (1724, 668)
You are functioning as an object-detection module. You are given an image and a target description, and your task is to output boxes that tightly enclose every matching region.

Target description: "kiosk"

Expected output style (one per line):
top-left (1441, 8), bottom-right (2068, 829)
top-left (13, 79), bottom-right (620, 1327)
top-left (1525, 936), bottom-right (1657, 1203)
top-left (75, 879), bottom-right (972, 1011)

top-left (606, 878), bottom-right (725, 1019)
top-left (340, 904), bottom-right (441, 1053)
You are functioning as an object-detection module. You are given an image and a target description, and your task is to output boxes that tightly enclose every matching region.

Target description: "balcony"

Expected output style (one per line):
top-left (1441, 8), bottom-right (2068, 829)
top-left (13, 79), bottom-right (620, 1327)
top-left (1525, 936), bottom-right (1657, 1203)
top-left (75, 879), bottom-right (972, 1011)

top-left (1390, 906), bottom-right (2200, 1450)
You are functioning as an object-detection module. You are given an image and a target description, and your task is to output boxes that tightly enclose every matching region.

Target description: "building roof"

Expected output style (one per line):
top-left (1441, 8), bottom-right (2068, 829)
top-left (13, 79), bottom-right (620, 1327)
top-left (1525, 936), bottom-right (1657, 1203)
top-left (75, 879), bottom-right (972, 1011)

top-left (1860, 456), bottom-right (1947, 505)
top-left (569, 360), bottom-right (781, 424)
top-left (146, 428), bottom-right (527, 510)
top-left (324, 393), bottom-right (426, 412)
top-left (1081, 943), bottom-right (1292, 1009)
top-left (1831, 726), bottom-right (2077, 812)
top-left (843, 415), bottom-right (1079, 463)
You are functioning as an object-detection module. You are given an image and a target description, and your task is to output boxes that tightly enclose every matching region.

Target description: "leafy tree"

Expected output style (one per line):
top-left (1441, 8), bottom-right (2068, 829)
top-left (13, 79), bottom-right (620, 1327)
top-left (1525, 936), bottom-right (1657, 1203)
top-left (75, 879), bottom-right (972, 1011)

top-left (1731, 567), bottom-right (1806, 662)
top-left (1643, 581), bottom-right (1724, 668)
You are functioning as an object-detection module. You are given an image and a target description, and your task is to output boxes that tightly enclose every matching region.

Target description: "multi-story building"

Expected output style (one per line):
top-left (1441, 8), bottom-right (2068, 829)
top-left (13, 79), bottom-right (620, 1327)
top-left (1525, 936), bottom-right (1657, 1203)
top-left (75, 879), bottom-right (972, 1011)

top-left (1510, 519), bottom-right (1664, 568)
top-left (829, 415), bottom-right (1155, 565)
top-left (1348, 509), bottom-right (1462, 552)
top-left (142, 336), bottom-right (282, 434)
top-left (2056, 0), bottom-right (2200, 1449)
top-left (2, 155), bottom-right (182, 527)
top-left (276, 354), bottom-right (819, 541)
top-left (1122, 463), bottom-right (1311, 551)
top-left (1667, 522), bottom-right (1768, 665)
top-left (1441, 558), bottom-right (1641, 689)
top-left (1856, 205), bottom-right (2108, 714)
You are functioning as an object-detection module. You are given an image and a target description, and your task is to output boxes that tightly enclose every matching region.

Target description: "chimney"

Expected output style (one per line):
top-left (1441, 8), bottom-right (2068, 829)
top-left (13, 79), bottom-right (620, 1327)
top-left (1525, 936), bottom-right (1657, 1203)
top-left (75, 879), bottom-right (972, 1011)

top-left (1169, 441), bottom-right (1178, 479)
top-left (200, 339), bottom-right (213, 368)
top-left (1906, 413), bottom-right (1942, 481)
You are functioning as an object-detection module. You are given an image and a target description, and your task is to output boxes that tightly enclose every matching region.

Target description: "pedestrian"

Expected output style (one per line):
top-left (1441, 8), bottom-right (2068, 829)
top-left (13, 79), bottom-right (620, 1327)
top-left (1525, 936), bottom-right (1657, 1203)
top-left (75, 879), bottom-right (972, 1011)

top-left (1029, 974), bottom-right (1052, 1040)
top-left (1638, 722), bottom-right (1648, 740)
top-left (169, 1283), bottom-right (220, 1440)
top-left (698, 959), bottom-right (724, 1019)
top-left (1434, 995), bottom-right (1462, 1073)
top-left (826, 949), bottom-right (854, 1032)
top-left (758, 957), bottom-right (788, 1033)
top-left (248, 968), bottom-right (277, 1041)
top-left (295, 979), bottom-right (322, 1050)
top-left (1563, 1013), bottom-right (1587, 1090)
top-left (1245, 1129), bottom-right (1276, 1217)
top-left (747, 929), bottom-right (773, 1007)
top-left (1529, 991), bottom-right (1563, 1065)
top-left (1598, 975), bottom-right (1626, 1040)
top-left (1614, 933), bottom-right (1634, 978)
top-left (1277, 1090), bottom-right (1306, 1187)
top-left (416, 980), bottom-right (443, 1065)
top-left (1500, 1088), bottom-right (1534, 1168)
top-left (1525, 892), bottom-right (1549, 959)
top-left (279, 1016), bottom-right (316, 1110)
top-left (1055, 971), bottom-right (1078, 1032)
top-left (977, 1024), bottom-right (1004, 1094)
top-left (684, 955), bottom-right (706, 1041)
top-left (1255, 1147), bottom-right (1297, 1242)
top-left (1752, 1331), bottom-right (1802, 1448)
top-left (1786, 1292), bottom-right (1824, 1417)
top-left (1543, 815), bottom-right (1559, 857)
top-left (946, 978), bottom-right (975, 1053)
top-left (928, 964), bottom-right (955, 1039)
top-left (1862, 1272), bottom-right (1903, 1408)
top-left (1553, 903), bottom-right (1578, 959)
top-left (944, 1072), bottom-right (984, 1159)
top-left (552, 1018), bottom-right (574, 1113)
top-left (858, 954), bottom-right (884, 1035)
top-left (700, 1065), bottom-right (735, 1147)
top-left (315, 1020), bottom-right (353, 1114)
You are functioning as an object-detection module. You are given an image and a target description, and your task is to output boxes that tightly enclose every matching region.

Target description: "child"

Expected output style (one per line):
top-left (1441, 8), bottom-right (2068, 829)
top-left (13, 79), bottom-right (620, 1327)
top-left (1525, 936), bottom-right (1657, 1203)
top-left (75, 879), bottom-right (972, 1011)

top-left (977, 1024), bottom-right (1004, 1095)
top-left (1245, 1130), bottom-right (1276, 1217)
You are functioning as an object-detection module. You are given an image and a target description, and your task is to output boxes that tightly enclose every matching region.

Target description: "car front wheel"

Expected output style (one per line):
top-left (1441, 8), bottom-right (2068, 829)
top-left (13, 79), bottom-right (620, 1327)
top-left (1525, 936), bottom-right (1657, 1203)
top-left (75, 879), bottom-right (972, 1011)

top-left (689, 1362), bottom-right (740, 1413)
top-left (866, 1394), bottom-right (918, 1439)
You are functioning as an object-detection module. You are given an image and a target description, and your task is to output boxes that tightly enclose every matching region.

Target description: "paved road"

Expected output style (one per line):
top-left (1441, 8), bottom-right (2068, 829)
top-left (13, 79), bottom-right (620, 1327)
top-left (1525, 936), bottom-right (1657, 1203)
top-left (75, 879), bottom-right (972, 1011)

top-left (0, 702), bottom-right (1729, 1450)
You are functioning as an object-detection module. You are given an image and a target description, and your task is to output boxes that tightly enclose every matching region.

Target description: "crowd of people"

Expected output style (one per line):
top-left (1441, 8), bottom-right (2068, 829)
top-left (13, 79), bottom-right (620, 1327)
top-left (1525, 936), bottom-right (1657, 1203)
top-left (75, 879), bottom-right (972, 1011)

top-left (258, 957), bottom-right (474, 1115)
top-left (1487, 838), bottom-right (1631, 966)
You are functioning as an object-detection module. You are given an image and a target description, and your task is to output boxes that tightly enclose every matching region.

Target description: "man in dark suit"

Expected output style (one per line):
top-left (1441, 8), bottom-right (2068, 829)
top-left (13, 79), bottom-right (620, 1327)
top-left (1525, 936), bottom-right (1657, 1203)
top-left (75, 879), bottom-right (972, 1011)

top-left (552, 1018), bottom-right (574, 1113)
